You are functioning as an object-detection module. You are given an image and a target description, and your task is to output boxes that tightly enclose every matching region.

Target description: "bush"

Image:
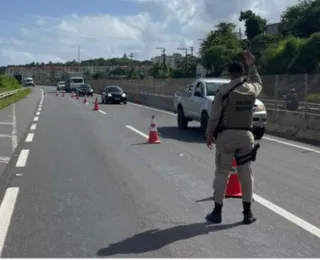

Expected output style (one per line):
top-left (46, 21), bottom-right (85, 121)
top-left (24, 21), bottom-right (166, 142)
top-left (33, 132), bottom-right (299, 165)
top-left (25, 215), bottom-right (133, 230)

top-left (306, 93), bottom-right (320, 103)
top-left (0, 75), bottom-right (21, 92)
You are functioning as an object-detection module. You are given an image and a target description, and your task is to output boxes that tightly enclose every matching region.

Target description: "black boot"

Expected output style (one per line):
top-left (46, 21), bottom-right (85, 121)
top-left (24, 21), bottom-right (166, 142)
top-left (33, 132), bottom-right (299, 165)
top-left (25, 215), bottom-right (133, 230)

top-left (242, 201), bottom-right (256, 224)
top-left (206, 202), bottom-right (222, 224)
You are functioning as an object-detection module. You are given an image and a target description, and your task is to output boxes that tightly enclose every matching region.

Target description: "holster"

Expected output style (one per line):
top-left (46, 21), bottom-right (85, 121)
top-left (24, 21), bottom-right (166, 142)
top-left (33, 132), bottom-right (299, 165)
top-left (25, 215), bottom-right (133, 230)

top-left (234, 143), bottom-right (260, 166)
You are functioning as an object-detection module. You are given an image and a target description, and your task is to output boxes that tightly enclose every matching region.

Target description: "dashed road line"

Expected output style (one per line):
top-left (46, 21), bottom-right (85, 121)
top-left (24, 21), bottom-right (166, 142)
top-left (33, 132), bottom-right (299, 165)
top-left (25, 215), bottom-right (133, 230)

top-left (35, 111), bottom-right (40, 116)
top-left (0, 122), bottom-right (13, 125)
top-left (0, 187), bottom-right (19, 256)
top-left (33, 116), bottom-right (39, 122)
top-left (126, 124), bottom-right (320, 239)
top-left (0, 157), bottom-right (10, 164)
top-left (99, 110), bottom-right (107, 115)
top-left (16, 149), bottom-right (29, 167)
top-left (30, 124), bottom-right (37, 131)
top-left (125, 125), bottom-right (149, 139)
top-left (128, 102), bottom-right (320, 154)
top-left (25, 133), bottom-right (34, 142)
top-left (0, 134), bottom-right (12, 138)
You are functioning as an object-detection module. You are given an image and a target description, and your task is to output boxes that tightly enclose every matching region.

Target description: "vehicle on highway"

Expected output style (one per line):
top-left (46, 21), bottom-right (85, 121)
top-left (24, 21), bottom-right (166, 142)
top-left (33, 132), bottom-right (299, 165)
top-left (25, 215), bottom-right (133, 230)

top-left (23, 77), bottom-right (35, 87)
top-left (101, 85), bottom-right (127, 104)
top-left (173, 78), bottom-right (267, 140)
top-left (64, 72), bottom-right (84, 93)
top-left (56, 81), bottom-right (66, 91)
top-left (76, 83), bottom-right (94, 97)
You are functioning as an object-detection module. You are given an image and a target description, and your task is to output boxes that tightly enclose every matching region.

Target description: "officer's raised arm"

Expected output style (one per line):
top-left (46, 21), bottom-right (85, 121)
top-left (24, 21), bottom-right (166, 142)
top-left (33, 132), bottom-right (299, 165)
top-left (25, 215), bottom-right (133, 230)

top-left (243, 51), bottom-right (262, 97)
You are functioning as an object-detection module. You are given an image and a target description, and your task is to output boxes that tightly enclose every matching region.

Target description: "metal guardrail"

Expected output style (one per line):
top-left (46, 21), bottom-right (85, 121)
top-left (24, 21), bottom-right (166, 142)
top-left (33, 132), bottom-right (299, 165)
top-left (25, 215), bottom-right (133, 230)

top-left (0, 89), bottom-right (21, 99)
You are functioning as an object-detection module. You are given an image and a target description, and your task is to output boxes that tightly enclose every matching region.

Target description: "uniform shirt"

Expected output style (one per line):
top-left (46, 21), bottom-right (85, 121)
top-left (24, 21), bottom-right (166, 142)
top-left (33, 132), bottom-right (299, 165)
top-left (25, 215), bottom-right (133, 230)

top-left (206, 65), bottom-right (263, 139)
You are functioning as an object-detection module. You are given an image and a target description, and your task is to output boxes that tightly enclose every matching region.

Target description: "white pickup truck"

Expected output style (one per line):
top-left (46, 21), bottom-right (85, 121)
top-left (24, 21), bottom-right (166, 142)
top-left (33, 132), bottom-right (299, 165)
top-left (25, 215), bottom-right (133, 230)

top-left (173, 78), bottom-right (267, 140)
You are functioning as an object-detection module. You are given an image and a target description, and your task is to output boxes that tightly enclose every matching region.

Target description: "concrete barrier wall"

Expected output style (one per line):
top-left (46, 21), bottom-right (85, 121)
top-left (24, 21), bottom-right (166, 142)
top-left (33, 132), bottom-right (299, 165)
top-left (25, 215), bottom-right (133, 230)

top-left (125, 92), bottom-right (320, 145)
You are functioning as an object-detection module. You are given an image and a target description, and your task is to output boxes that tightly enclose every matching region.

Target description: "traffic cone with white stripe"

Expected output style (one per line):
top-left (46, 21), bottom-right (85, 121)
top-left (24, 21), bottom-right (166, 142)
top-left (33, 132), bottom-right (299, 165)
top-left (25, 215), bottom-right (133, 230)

top-left (93, 97), bottom-right (99, 111)
top-left (147, 115), bottom-right (161, 144)
top-left (224, 159), bottom-right (242, 198)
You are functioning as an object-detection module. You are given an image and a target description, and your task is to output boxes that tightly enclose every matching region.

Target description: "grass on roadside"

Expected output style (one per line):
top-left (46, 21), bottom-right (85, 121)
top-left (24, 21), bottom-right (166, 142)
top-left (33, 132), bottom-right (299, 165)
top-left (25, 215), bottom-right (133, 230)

top-left (0, 88), bottom-right (32, 110)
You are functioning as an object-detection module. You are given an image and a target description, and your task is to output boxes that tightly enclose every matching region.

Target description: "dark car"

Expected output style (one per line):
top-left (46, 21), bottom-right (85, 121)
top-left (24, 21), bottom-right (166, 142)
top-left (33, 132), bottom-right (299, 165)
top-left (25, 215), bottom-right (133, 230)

top-left (76, 84), bottom-right (94, 97)
top-left (101, 85), bottom-right (127, 104)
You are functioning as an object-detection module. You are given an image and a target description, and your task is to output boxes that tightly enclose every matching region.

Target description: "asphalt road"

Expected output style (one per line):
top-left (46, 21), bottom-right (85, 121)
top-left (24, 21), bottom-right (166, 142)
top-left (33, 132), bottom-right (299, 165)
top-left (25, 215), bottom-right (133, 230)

top-left (0, 86), bottom-right (319, 257)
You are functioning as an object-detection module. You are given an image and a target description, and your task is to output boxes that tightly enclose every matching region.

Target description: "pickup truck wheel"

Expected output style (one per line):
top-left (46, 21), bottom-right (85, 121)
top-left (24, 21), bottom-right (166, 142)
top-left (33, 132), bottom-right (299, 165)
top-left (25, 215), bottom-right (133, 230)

top-left (200, 112), bottom-right (209, 138)
top-left (177, 106), bottom-right (188, 129)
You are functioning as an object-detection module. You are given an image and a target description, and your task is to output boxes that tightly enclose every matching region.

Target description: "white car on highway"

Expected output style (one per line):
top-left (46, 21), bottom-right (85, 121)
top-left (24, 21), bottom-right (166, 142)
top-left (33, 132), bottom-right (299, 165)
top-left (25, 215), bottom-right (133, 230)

top-left (173, 78), bottom-right (267, 140)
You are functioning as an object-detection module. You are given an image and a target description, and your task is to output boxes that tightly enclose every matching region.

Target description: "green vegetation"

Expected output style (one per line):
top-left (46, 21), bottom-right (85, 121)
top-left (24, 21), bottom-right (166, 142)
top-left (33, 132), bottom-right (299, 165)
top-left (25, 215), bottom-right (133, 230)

top-left (0, 88), bottom-right (31, 110)
top-left (0, 75), bottom-right (21, 93)
top-left (199, 0), bottom-right (320, 76)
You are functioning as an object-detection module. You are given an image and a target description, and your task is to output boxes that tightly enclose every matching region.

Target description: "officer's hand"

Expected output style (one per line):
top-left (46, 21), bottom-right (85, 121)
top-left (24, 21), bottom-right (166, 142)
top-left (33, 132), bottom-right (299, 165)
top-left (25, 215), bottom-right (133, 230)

top-left (206, 136), bottom-right (215, 150)
top-left (242, 50), bottom-right (255, 66)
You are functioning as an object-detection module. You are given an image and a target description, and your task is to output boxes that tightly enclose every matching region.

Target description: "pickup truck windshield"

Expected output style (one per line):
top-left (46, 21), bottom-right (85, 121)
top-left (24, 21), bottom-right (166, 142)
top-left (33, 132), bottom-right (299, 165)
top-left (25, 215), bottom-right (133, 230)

top-left (71, 78), bottom-right (83, 83)
top-left (206, 82), bottom-right (225, 96)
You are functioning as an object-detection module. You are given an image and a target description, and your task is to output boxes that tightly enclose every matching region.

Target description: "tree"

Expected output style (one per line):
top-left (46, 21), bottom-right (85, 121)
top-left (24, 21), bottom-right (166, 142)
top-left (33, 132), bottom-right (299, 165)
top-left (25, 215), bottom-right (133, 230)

top-left (281, 0), bottom-right (320, 38)
top-left (199, 22), bottom-right (240, 75)
top-left (239, 10), bottom-right (267, 40)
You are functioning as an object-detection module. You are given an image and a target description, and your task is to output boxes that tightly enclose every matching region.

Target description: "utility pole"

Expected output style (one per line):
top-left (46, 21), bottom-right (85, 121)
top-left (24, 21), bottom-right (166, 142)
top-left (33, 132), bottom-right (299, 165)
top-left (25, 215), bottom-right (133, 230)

top-left (178, 47), bottom-right (188, 70)
top-left (156, 47), bottom-right (166, 69)
top-left (128, 53), bottom-right (134, 69)
top-left (189, 46), bottom-right (194, 57)
top-left (77, 46), bottom-right (81, 63)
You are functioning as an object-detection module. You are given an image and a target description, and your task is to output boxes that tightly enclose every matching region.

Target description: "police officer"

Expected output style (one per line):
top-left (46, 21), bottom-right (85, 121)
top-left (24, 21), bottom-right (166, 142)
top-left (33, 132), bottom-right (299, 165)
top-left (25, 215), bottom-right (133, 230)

top-left (205, 50), bottom-right (262, 225)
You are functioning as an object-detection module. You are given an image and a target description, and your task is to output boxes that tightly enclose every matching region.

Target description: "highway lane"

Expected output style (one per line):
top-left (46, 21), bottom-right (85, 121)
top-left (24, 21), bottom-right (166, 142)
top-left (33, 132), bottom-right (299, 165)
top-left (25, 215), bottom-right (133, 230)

top-left (95, 100), bottom-right (320, 228)
top-left (0, 89), bottom-right (319, 257)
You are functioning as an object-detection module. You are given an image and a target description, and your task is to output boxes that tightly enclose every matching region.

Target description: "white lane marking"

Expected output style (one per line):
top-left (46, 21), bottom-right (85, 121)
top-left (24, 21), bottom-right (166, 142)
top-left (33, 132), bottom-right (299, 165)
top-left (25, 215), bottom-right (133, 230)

top-left (129, 102), bottom-right (320, 154)
top-left (0, 187), bottom-right (19, 257)
top-left (0, 134), bottom-right (12, 138)
top-left (37, 108), bottom-right (41, 112)
top-left (15, 173), bottom-right (22, 177)
top-left (127, 125), bottom-right (320, 238)
top-left (30, 124), bottom-right (37, 130)
top-left (25, 133), bottom-right (34, 142)
top-left (129, 102), bottom-right (176, 116)
top-left (254, 194), bottom-right (320, 238)
top-left (11, 104), bottom-right (17, 152)
top-left (262, 136), bottom-right (320, 154)
top-left (36, 111), bottom-right (40, 116)
top-left (99, 110), bottom-right (107, 115)
top-left (16, 149), bottom-right (29, 167)
top-left (0, 157), bottom-right (10, 164)
top-left (33, 116), bottom-right (39, 122)
top-left (0, 122), bottom-right (13, 125)
top-left (125, 125), bottom-right (149, 139)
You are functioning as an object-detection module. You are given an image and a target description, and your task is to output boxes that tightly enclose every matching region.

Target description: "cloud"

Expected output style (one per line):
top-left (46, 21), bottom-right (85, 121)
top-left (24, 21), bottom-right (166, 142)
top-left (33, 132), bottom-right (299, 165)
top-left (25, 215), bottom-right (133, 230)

top-left (0, 0), bottom-right (300, 66)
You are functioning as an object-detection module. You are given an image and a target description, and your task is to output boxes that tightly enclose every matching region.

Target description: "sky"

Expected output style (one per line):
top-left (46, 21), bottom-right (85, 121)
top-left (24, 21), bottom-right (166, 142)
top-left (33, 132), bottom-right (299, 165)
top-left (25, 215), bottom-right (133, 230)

top-left (0, 0), bottom-right (300, 66)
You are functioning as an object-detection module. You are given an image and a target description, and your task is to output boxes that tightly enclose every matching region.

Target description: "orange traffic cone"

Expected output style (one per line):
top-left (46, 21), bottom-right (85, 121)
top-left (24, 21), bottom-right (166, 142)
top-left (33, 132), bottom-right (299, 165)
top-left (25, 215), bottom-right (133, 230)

top-left (93, 97), bottom-right (99, 111)
top-left (224, 159), bottom-right (242, 198)
top-left (147, 115), bottom-right (161, 144)
top-left (83, 96), bottom-right (87, 104)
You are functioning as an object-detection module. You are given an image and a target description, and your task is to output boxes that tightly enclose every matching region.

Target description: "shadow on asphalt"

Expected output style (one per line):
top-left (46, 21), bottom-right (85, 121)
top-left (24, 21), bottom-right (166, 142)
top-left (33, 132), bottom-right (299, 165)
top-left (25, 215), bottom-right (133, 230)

top-left (157, 126), bottom-right (205, 144)
top-left (97, 221), bottom-right (242, 256)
